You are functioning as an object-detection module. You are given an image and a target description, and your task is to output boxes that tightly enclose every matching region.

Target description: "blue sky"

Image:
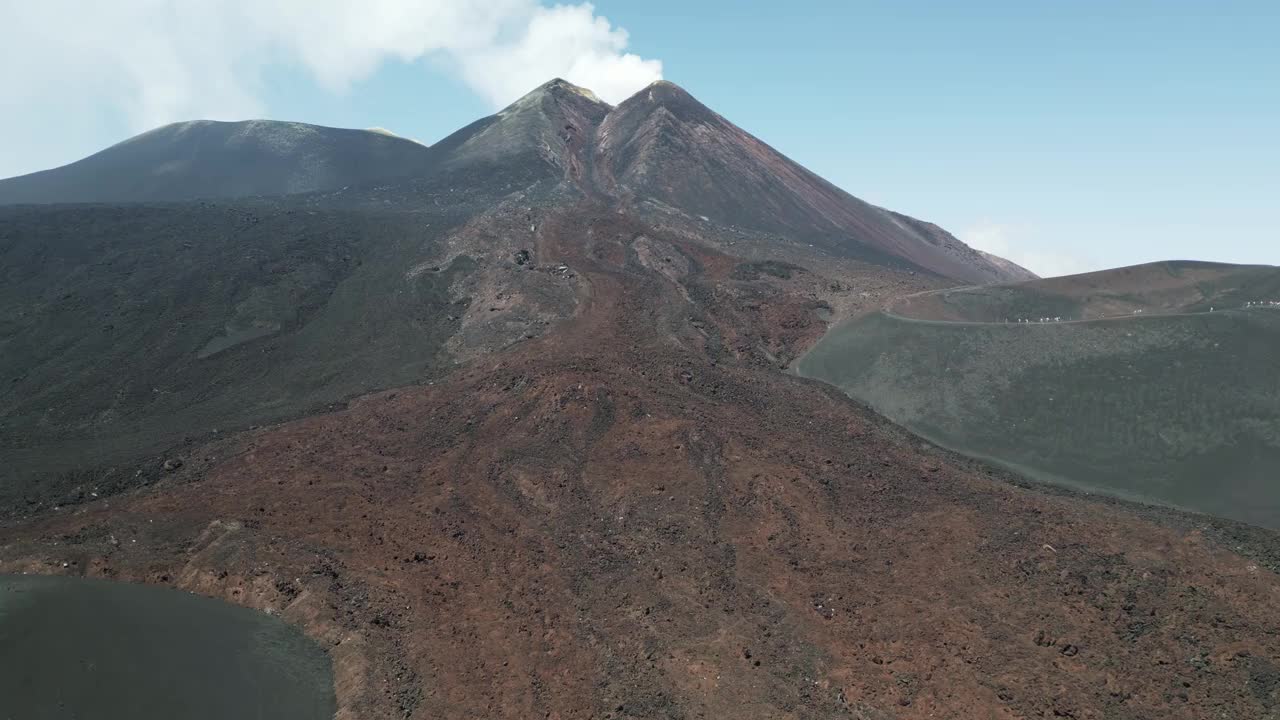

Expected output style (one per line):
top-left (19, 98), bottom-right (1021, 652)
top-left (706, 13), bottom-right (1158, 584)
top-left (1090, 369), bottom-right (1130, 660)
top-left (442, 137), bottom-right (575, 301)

top-left (3, 1), bottom-right (1276, 276)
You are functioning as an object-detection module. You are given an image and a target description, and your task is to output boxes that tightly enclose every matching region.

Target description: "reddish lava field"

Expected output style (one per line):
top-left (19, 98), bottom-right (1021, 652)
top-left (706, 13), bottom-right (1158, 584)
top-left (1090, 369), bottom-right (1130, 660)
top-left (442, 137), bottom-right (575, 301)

top-left (4, 203), bottom-right (1280, 720)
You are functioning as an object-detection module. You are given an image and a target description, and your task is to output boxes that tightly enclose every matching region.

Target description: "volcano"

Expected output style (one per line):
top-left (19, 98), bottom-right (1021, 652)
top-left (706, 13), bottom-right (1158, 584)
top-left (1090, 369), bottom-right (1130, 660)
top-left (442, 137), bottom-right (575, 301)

top-left (2, 80), bottom-right (1277, 720)
top-left (0, 119), bottom-right (434, 204)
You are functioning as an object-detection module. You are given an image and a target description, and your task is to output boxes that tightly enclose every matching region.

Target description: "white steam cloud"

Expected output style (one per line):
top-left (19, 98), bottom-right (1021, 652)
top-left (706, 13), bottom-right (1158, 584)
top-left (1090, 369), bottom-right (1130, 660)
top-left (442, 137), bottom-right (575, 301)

top-left (0, 0), bottom-right (662, 176)
top-left (961, 222), bottom-right (1096, 279)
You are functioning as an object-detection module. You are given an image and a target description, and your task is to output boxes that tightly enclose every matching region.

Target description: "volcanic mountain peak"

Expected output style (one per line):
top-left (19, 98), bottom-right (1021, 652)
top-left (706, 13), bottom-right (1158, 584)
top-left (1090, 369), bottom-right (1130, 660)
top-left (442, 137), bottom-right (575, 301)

top-left (596, 80), bottom-right (720, 143)
top-left (0, 118), bottom-right (434, 204)
top-left (483, 79), bottom-right (615, 138)
top-left (0, 76), bottom-right (1030, 283)
top-left (592, 80), bottom-right (1030, 283)
top-left (108, 118), bottom-right (416, 159)
top-left (634, 78), bottom-right (694, 101)
top-left (497, 77), bottom-right (613, 129)
top-left (364, 126), bottom-right (426, 145)
top-left (429, 78), bottom-right (612, 175)
top-left (504, 77), bottom-right (609, 112)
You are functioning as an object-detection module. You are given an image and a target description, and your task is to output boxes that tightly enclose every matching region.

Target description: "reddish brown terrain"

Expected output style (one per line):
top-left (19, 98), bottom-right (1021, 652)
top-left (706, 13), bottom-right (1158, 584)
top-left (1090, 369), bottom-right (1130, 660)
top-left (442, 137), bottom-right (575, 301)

top-left (3, 80), bottom-right (1279, 720)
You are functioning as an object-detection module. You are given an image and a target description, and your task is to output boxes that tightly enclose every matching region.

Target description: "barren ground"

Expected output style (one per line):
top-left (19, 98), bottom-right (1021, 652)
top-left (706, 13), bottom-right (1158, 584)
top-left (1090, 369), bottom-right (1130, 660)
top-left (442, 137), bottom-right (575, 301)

top-left (4, 204), bottom-right (1279, 720)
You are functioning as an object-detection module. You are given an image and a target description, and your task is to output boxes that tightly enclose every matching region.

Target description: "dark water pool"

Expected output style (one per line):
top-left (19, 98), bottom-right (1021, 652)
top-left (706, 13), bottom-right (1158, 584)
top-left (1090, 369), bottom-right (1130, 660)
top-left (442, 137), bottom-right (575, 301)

top-left (0, 574), bottom-right (335, 720)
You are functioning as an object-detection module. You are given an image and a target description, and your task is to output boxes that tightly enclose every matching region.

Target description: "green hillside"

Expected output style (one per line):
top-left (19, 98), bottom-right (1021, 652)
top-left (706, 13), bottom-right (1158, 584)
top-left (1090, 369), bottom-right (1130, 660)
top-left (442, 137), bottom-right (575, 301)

top-left (798, 263), bottom-right (1280, 528)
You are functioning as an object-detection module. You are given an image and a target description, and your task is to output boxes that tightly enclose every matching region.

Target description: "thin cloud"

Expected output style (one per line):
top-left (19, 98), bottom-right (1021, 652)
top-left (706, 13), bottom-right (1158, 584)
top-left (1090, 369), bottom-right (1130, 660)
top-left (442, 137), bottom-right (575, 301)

top-left (0, 0), bottom-right (662, 176)
top-left (960, 222), bottom-right (1096, 279)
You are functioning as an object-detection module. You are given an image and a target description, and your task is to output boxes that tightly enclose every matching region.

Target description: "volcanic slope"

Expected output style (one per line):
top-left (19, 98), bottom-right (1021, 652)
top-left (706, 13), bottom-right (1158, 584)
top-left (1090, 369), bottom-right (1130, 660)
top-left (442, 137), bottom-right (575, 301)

top-left (594, 81), bottom-right (1026, 284)
top-left (0, 120), bottom-right (434, 204)
top-left (6, 203), bottom-right (1280, 720)
top-left (0, 79), bottom-right (1019, 502)
top-left (798, 260), bottom-right (1280, 528)
top-left (3, 81), bottom-right (1280, 720)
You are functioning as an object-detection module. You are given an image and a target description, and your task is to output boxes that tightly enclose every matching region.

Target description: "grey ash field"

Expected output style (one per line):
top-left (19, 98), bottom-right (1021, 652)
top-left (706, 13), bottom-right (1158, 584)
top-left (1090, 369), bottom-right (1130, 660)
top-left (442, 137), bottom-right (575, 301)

top-left (3, 80), bottom-right (1280, 720)
top-left (798, 260), bottom-right (1280, 528)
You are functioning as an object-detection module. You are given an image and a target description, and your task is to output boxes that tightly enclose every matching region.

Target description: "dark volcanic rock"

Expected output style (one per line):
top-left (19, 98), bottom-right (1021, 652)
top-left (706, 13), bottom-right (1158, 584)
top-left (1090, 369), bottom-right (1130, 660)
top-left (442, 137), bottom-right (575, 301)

top-left (0, 120), bottom-right (434, 205)
top-left (1, 79), bottom-right (1275, 720)
top-left (595, 81), bottom-right (1027, 283)
top-left (429, 78), bottom-right (611, 178)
